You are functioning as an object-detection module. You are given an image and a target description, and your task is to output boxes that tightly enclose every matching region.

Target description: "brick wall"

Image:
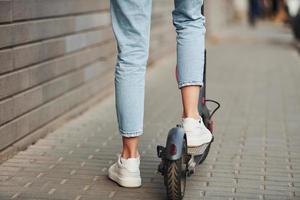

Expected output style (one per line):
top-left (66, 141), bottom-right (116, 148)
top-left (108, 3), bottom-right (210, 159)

top-left (0, 0), bottom-right (175, 160)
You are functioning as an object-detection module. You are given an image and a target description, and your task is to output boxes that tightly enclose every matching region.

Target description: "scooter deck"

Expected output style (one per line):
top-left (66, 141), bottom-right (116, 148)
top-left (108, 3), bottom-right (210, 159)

top-left (188, 143), bottom-right (209, 155)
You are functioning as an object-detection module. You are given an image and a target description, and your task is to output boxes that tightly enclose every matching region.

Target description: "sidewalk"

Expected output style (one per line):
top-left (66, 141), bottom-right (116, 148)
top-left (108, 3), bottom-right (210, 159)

top-left (0, 23), bottom-right (299, 200)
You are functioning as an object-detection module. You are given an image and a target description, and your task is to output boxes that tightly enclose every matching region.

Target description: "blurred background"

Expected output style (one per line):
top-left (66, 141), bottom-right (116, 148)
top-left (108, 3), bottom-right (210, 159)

top-left (206, 0), bottom-right (300, 42)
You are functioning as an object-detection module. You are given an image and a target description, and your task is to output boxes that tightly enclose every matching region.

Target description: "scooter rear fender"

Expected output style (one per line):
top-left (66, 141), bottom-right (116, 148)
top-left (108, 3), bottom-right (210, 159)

top-left (165, 126), bottom-right (186, 160)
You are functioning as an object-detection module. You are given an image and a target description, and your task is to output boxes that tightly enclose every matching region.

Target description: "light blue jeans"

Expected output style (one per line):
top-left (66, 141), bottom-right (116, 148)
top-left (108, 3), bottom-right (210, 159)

top-left (110, 0), bottom-right (206, 137)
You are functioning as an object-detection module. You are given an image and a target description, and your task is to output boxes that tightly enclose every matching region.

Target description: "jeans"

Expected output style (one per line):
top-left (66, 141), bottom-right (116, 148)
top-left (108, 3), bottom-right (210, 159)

top-left (110, 0), bottom-right (206, 137)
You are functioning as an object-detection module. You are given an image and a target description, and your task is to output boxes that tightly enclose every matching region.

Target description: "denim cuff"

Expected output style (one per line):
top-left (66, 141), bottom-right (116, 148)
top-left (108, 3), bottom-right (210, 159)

top-left (178, 81), bottom-right (203, 89)
top-left (119, 129), bottom-right (143, 138)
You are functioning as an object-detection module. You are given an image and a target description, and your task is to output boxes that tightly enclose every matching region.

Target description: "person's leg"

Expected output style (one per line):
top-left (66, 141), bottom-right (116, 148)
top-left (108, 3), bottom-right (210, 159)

top-left (122, 137), bottom-right (139, 159)
top-left (173, 0), bottom-right (205, 119)
top-left (108, 0), bottom-right (152, 188)
top-left (110, 0), bottom-right (152, 159)
top-left (173, 0), bottom-right (212, 147)
top-left (181, 86), bottom-right (201, 119)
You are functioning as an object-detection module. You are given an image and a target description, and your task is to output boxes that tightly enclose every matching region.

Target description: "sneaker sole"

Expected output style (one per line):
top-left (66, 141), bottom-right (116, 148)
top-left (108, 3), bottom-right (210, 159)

top-left (108, 168), bottom-right (141, 188)
top-left (187, 135), bottom-right (212, 147)
top-left (188, 143), bottom-right (209, 154)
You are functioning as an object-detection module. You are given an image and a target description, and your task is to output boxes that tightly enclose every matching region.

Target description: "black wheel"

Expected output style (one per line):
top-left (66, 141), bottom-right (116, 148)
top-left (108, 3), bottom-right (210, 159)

top-left (164, 138), bottom-right (187, 200)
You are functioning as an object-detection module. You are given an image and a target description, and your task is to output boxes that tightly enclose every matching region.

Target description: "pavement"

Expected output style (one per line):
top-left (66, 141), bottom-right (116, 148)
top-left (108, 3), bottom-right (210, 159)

top-left (0, 22), bottom-right (299, 200)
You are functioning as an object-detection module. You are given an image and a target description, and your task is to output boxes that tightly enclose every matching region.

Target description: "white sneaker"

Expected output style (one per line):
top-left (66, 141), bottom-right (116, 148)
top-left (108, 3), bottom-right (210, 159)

top-left (108, 154), bottom-right (141, 188)
top-left (181, 117), bottom-right (213, 147)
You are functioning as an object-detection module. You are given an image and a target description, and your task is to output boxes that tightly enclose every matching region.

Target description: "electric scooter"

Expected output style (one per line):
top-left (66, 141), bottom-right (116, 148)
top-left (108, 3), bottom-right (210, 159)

top-left (156, 5), bottom-right (220, 200)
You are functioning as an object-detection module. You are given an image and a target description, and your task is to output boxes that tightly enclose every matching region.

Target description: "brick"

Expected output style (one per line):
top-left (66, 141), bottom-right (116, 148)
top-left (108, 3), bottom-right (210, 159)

top-left (13, 0), bottom-right (109, 21)
top-left (12, 87), bottom-right (43, 123)
top-left (0, 0), bottom-right (12, 23)
top-left (0, 49), bottom-right (13, 74)
top-left (0, 24), bottom-right (13, 48)
top-left (0, 98), bottom-right (14, 125)
top-left (0, 69), bottom-right (30, 100)
top-left (74, 12), bottom-right (111, 31)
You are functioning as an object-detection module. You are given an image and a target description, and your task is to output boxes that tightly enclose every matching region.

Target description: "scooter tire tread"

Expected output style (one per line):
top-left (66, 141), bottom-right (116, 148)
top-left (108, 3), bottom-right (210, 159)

top-left (165, 159), bottom-right (183, 200)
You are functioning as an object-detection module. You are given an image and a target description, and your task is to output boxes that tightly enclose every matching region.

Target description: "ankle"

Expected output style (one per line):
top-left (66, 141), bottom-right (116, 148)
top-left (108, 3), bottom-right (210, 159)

top-left (121, 150), bottom-right (140, 159)
top-left (182, 112), bottom-right (201, 120)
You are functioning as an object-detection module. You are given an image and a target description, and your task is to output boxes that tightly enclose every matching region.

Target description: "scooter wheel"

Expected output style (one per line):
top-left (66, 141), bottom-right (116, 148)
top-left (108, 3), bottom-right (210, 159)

top-left (164, 137), bottom-right (187, 200)
top-left (164, 159), bottom-right (186, 200)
